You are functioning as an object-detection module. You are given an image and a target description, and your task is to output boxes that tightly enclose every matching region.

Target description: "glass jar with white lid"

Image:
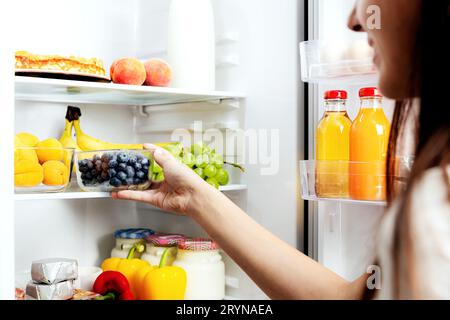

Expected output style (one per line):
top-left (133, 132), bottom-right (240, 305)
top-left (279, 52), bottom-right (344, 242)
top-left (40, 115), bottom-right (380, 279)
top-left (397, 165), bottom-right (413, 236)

top-left (141, 234), bottom-right (185, 266)
top-left (110, 228), bottom-right (155, 259)
top-left (172, 238), bottom-right (225, 300)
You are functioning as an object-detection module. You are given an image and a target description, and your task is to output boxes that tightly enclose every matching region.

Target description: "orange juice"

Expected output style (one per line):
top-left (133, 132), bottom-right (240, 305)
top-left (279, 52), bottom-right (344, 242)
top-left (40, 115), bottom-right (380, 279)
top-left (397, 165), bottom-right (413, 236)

top-left (349, 87), bottom-right (391, 201)
top-left (316, 90), bottom-right (352, 198)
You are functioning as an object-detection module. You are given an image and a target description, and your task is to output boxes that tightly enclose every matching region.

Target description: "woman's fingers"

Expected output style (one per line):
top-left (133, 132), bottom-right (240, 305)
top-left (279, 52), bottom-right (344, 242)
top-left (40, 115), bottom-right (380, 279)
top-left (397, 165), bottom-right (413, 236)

top-left (113, 190), bottom-right (160, 205)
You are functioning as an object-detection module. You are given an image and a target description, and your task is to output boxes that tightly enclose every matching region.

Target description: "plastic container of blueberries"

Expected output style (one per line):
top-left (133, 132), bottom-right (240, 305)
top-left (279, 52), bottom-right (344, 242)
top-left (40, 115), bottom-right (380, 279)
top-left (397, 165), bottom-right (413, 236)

top-left (75, 149), bottom-right (159, 192)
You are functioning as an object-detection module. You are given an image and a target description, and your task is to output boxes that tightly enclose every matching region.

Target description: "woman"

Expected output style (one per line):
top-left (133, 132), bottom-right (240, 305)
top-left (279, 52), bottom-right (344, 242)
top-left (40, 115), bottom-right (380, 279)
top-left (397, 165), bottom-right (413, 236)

top-left (113, 0), bottom-right (450, 299)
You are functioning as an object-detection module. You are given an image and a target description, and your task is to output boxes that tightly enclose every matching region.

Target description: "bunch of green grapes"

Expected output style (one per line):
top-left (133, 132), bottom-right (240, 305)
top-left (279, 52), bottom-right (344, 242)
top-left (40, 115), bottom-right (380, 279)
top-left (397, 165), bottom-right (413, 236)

top-left (149, 142), bottom-right (230, 189)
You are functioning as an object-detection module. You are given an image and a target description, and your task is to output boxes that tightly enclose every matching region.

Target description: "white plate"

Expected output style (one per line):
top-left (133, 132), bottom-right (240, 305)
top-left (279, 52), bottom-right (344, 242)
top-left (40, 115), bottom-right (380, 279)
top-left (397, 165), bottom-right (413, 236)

top-left (16, 69), bottom-right (111, 82)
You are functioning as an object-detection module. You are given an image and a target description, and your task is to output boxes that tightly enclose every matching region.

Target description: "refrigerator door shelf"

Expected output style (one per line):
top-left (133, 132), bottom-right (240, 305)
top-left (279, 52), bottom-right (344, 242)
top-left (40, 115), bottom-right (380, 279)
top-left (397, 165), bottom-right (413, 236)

top-left (300, 40), bottom-right (378, 85)
top-left (300, 160), bottom-right (413, 206)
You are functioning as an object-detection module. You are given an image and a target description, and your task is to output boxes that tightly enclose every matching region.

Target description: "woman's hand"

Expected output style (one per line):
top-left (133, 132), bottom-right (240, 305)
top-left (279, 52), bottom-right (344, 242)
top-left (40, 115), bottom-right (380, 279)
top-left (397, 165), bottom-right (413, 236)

top-left (112, 144), bottom-right (211, 216)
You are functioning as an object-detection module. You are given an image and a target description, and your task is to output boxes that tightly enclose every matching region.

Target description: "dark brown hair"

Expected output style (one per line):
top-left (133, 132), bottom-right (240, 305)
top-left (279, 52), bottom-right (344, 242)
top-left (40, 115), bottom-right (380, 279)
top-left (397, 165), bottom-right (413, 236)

top-left (387, 0), bottom-right (450, 299)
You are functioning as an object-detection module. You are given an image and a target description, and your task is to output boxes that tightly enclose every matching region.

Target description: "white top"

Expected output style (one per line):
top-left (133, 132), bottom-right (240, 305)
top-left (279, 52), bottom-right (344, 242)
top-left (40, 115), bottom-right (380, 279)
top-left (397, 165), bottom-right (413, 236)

top-left (376, 167), bottom-right (450, 299)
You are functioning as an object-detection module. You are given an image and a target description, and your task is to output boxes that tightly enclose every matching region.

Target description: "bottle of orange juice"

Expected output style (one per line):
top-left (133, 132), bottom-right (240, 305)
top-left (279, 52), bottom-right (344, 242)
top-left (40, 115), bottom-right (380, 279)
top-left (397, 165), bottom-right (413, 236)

top-left (316, 90), bottom-right (352, 198)
top-left (349, 87), bottom-right (391, 201)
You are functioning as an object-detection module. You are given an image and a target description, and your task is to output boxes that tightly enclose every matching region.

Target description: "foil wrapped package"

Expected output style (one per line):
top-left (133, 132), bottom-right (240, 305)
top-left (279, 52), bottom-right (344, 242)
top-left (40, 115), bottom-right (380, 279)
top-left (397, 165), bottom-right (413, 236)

top-left (26, 280), bottom-right (74, 300)
top-left (31, 258), bottom-right (78, 285)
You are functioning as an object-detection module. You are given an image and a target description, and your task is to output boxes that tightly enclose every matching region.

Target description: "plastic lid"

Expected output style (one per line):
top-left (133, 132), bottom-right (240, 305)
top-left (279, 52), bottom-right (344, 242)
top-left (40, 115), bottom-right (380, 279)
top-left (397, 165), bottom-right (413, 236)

top-left (324, 90), bottom-right (347, 100)
top-left (146, 234), bottom-right (185, 247)
top-left (359, 87), bottom-right (383, 98)
top-left (177, 238), bottom-right (220, 251)
top-left (114, 228), bottom-right (155, 239)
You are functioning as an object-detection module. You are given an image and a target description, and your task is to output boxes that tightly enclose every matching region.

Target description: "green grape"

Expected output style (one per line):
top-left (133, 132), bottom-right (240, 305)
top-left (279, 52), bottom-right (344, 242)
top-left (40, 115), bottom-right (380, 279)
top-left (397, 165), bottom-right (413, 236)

top-left (206, 177), bottom-right (219, 189)
top-left (151, 161), bottom-right (163, 173)
top-left (204, 165), bottom-right (218, 178)
top-left (154, 172), bottom-right (165, 182)
top-left (211, 153), bottom-right (224, 168)
top-left (215, 169), bottom-right (229, 186)
top-left (165, 143), bottom-right (183, 157)
top-left (182, 152), bottom-right (195, 168)
top-left (191, 142), bottom-right (206, 155)
top-left (195, 154), bottom-right (209, 168)
top-left (194, 167), bottom-right (205, 179)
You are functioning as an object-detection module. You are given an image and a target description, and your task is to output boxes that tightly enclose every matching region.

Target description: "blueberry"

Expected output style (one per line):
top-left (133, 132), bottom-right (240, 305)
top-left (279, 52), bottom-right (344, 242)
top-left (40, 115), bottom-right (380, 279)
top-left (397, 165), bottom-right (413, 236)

top-left (143, 165), bottom-right (149, 172)
top-left (126, 166), bottom-right (135, 178)
top-left (108, 160), bottom-right (118, 168)
top-left (86, 160), bottom-right (94, 170)
top-left (141, 158), bottom-right (149, 166)
top-left (118, 163), bottom-right (127, 172)
top-left (108, 168), bottom-right (117, 178)
top-left (134, 162), bottom-right (142, 171)
top-left (128, 155), bottom-right (137, 165)
top-left (136, 153), bottom-right (144, 161)
top-left (117, 171), bottom-right (127, 181)
top-left (110, 177), bottom-right (121, 187)
top-left (101, 153), bottom-right (111, 163)
top-left (125, 178), bottom-right (135, 185)
top-left (101, 171), bottom-right (109, 180)
top-left (136, 171), bottom-right (146, 179)
top-left (118, 152), bottom-right (129, 163)
top-left (133, 178), bottom-right (142, 185)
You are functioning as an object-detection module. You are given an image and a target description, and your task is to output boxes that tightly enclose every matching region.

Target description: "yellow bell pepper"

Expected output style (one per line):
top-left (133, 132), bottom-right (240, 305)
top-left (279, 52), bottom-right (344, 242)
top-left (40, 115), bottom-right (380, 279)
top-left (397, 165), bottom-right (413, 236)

top-left (101, 243), bottom-right (150, 298)
top-left (135, 248), bottom-right (187, 300)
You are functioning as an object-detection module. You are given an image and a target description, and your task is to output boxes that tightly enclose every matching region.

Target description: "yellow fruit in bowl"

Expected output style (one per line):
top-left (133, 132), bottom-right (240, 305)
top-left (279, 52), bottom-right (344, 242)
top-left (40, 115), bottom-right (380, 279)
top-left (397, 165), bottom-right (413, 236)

top-left (14, 136), bottom-right (39, 164)
top-left (42, 161), bottom-right (70, 186)
top-left (36, 138), bottom-right (64, 163)
top-left (14, 160), bottom-right (44, 187)
top-left (15, 133), bottom-right (39, 147)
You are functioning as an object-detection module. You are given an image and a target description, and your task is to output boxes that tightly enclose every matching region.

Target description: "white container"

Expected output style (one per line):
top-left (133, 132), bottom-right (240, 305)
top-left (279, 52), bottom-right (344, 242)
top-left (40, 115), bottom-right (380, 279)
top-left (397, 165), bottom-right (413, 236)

top-left (173, 239), bottom-right (225, 300)
top-left (110, 228), bottom-right (154, 258)
top-left (167, 0), bottom-right (216, 90)
top-left (74, 267), bottom-right (102, 291)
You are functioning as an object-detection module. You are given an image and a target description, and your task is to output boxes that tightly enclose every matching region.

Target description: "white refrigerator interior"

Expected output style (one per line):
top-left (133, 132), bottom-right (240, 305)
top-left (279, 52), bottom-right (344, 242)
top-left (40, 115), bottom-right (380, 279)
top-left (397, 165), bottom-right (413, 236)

top-left (4, 0), bottom-right (304, 300)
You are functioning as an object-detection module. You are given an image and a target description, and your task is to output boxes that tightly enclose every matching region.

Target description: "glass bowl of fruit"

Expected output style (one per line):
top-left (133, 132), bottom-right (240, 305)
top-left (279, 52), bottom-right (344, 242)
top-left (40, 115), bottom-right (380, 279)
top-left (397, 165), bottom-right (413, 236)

top-left (14, 147), bottom-right (75, 194)
top-left (75, 149), bottom-right (155, 192)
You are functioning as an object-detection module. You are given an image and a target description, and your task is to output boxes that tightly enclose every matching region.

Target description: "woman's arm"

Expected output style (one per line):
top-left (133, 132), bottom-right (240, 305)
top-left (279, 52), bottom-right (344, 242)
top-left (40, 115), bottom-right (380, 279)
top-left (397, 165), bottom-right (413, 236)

top-left (189, 185), bottom-right (367, 300)
top-left (114, 145), bottom-right (368, 300)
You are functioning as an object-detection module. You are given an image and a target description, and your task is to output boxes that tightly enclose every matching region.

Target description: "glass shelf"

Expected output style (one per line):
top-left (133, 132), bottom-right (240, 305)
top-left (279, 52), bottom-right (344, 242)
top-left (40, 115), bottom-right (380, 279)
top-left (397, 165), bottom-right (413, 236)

top-left (300, 159), bottom-right (413, 206)
top-left (300, 40), bottom-right (378, 85)
top-left (14, 183), bottom-right (247, 201)
top-left (15, 76), bottom-right (245, 107)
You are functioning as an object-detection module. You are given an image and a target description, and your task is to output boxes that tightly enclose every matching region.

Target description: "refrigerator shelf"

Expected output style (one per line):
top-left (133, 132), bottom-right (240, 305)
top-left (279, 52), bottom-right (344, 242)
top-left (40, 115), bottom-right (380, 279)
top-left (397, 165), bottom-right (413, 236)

top-left (14, 184), bottom-right (248, 201)
top-left (300, 159), bottom-right (413, 206)
top-left (15, 76), bottom-right (245, 108)
top-left (300, 40), bottom-right (378, 85)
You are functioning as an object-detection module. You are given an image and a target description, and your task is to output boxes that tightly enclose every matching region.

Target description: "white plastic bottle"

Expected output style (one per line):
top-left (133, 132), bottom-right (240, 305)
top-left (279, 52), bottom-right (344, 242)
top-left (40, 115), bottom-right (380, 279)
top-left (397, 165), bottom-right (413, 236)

top-left (167, 0), bottom-right (216, 90)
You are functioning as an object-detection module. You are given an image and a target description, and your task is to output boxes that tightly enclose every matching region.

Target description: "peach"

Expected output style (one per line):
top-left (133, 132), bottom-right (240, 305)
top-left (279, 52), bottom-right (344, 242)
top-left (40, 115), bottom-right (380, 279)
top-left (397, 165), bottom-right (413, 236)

top-left (144, 59), bottom-right (172, 87)
top-left (110, 58), bottom-right (146, 85)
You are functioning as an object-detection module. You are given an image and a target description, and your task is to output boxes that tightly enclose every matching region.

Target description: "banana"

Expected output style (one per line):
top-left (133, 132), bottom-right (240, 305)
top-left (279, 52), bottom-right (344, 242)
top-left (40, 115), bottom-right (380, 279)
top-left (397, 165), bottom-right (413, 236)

top-left (59, 120), bottom-right (81, 151)
top-left (73, 119), bottom-right (143, 151)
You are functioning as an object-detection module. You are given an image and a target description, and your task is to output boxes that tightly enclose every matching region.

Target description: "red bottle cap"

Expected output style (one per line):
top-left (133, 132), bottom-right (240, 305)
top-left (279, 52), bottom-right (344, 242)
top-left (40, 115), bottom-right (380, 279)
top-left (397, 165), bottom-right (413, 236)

top-left (359, 87), bottom-right (383, 98)
top-left (324, 90), bottom-right (347, 100)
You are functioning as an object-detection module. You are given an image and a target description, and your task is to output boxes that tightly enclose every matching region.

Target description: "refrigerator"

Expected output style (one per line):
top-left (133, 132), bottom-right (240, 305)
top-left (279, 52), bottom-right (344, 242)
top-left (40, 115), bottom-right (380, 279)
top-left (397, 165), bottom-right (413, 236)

top-left (0, 0), bottom-right (389, 300)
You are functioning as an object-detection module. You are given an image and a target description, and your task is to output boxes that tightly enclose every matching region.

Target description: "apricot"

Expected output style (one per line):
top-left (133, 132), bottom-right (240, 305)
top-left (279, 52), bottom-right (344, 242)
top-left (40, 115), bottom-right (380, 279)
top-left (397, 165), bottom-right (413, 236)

top-left (15, 135), bottom-right (39, 164)
top-left (36, 138), bottom-right (64, 163)
top-left (15, 133), bottom-right (39, 147)
top-left (110, 58), bottom-right (146, 85)
top-left (15, 160), bottom-right (44, 187)
top-left (144, 59), bottom-right (172, 87)
top-left (42, 161), bottom-right (70, 186)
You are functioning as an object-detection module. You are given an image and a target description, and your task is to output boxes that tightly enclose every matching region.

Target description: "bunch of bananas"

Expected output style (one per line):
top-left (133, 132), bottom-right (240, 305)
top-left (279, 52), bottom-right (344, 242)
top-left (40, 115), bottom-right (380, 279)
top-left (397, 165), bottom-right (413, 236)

top-left (60, 106), bottom-right (143, 151)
